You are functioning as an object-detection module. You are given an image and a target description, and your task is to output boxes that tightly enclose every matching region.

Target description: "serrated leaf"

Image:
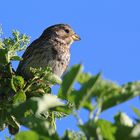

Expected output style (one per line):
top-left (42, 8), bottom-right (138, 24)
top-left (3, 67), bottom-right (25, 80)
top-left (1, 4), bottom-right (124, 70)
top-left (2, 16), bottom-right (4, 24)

top-left (58, 64), bottom-right (83, 100)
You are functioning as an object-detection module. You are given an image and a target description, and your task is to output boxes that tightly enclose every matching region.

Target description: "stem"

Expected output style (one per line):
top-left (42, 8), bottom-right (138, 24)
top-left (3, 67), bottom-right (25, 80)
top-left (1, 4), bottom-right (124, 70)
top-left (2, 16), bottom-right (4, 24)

top-left (6, 62), bottom-right (13, 77)
top-left (89, 110), bottom-right (94, 120)
top-left (51, 112), bottom-right (56, 130)
top-left (94, 99), bottom-right (103, 122)
top-left (23, 77), bottom-right (37, 92)
top-left (88, 104), bottom-right (97, 120)
top-left (73, 111), bottom-right (83, 125)
top-left (23, 74), bottom-right (46, 93)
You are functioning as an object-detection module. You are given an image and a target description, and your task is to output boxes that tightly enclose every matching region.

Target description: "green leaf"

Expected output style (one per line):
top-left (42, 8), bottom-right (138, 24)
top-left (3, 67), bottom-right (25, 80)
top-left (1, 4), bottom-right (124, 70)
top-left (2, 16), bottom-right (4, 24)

top-left (11, 76), bottom-right (24, 92)
top-left (2, 30), bottom-right (30, 63)
top-left (114, 125), bottom-right (133, 140)
top-left (10, 98), bottom-right (38, 118)
top-left (54, 105), bottom-right (73, 116)
top-left (131, 123), bottom-right (140, 138)
top-left (82, 102), bottom-right (95, 112)
top-left (9, 95), bottom-right (65, 136)
top-left (30, 67), bottom-right (62, 85)
top-left (58, 64), bottom-right (83, 100)
top-left (0, 109), bottom-right (7, 131)
top-left (112, 112), bottom-right (135, 140)
top-left (131, 106), bottom-right (140, 118)
top-left (19, 116), bottom-right (59, 138)
top-left (20, 116), bottom-right (52, 136)
top-left (62, 130), bottom-right (86, 140)
top-left (74, 73), bottom-right (100, 109)
top-left (31, 94), bottom-right (64, 115)
top-left (77, 72), bottom-right (91, 84)
top-left (5, 137), bottom-right (11, 140)
top-left (79, 119), bottom-right (116, 140)
top-left (15, 131), bottom-right (40, 140)
top-left (46, 73), bottom-right (62, 85)
top-left (0, 41), bottom-right (4, 49)
top-left (97, 120), bottom-right (116, 140)
top-left (15, 130), bottom-right (58, 140)
top-left (7, 116), bottom-right (20, 135)
top-left (11, 55), bottom-right (23, 61)
top-left (114, 112), bottom-right (133, 127)
top-left (11, 94), bottom-right (64, 118)
top-left (13, 90), bottom-right (26, 104)
top-left (0, 49), bottom-right (8, 64)
top-left (102, 81), bottom-right (140, 111)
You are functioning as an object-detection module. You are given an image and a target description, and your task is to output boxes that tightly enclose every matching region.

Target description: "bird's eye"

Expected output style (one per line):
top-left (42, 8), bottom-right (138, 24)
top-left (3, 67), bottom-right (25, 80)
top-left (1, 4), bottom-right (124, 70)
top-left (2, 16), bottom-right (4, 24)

top-left (64, 29), bottom-right (70, 33)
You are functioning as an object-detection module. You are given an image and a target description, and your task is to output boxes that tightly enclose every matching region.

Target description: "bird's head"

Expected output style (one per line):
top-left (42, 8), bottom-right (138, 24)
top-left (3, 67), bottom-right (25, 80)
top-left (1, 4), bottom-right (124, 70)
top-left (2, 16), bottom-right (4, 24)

top-left (40, 24), bottom-right (81, 46)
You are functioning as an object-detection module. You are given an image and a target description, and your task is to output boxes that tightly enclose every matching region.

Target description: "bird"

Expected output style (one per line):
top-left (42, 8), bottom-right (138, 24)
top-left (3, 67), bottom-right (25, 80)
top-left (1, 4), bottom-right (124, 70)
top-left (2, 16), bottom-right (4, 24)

top-left (16, 24), bottom-right (80, 80)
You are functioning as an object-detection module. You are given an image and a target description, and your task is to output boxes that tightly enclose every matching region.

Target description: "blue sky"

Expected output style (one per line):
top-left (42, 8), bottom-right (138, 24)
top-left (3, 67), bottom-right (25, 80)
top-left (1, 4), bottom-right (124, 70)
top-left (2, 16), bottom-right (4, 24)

top-left (0, 0), bottom-right (140, 138)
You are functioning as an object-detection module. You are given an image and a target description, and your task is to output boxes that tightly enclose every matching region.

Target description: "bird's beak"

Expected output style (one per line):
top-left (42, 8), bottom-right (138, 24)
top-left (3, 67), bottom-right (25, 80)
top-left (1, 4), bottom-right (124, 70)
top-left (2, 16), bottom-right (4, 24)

top-left (72, 33), bottom-right (81, 41)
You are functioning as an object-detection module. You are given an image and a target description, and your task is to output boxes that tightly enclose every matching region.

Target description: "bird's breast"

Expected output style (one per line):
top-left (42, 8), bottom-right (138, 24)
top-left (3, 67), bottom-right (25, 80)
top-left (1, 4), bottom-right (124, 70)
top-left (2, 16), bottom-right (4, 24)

top-left (47, 47), bottom-right (70, 77)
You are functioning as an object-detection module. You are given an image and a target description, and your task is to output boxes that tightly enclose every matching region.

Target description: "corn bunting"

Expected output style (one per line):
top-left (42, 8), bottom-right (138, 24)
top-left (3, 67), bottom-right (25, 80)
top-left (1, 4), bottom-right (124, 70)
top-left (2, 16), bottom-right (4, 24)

top-left (16, 24), bottom-right (80, 80)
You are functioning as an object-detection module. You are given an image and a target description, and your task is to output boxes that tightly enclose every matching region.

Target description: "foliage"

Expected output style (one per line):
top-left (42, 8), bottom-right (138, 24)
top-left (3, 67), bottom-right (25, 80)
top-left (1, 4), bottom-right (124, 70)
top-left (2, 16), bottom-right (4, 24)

top-left (0, 28), bottom-right (140, 139)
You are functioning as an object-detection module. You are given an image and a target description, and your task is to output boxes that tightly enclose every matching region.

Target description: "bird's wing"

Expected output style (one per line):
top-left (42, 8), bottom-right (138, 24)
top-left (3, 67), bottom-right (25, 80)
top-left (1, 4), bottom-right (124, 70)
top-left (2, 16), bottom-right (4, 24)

top-left (16, 38), bottom-right (44, 74)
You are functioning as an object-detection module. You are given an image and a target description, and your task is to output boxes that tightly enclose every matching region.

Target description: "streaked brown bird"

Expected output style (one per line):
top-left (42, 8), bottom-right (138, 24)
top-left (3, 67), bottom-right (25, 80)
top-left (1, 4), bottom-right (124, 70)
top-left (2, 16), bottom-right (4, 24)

top-left (16, 24), bottom-right (80, 80)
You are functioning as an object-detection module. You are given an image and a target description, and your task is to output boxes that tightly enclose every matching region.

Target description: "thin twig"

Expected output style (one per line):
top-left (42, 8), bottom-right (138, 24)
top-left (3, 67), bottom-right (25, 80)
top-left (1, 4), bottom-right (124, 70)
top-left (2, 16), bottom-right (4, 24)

top-left (94, 99), bottom-right (103, 122)
top-left (73, 110), bottom-right (83, 125)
